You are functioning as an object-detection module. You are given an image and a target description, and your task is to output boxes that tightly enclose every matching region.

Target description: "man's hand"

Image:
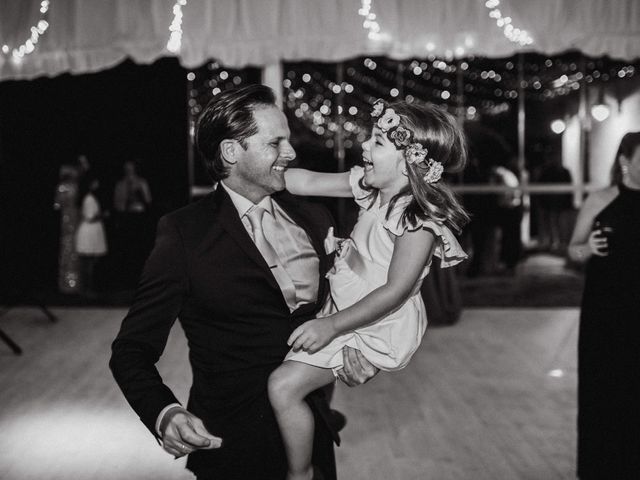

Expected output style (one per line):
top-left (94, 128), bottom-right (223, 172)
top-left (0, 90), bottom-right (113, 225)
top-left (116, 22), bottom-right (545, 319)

top-left (288, 318), bottom-right (337, 353)
top-left (160, 407), bottom-right (222, 458)
top-left (336, 346), bottom-right (379, 386)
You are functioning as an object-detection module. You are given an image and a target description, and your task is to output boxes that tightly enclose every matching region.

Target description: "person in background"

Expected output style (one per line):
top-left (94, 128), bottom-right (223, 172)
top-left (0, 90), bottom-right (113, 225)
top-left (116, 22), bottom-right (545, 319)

top-left (76, 153), bottom-right (92, 181)
top-left (568, 131), bottom-right (640, 480)
top-left (491, 160), bottom-right (523, 275)
top-left (113, 159), bottom-right (152, 214)
top-left (109, 85), bottom-right (376, 480)
top-left (53, 164), bottom-right (81, 294)
top-left (537, 155), bottom-right (573, 253)
top-left (75, 173), bottom-right (108, 296)
top-left (113, 159), bottom-right (153, 286)
top-left (462, 124), bottom-right (508, 277)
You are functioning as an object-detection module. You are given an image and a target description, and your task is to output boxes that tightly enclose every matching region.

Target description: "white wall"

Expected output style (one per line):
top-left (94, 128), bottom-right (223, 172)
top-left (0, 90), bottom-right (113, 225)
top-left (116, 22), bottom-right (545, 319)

top-left (589, 87), bottom-right (640, 188)
top-left (562, 116), bottom-right (583, 205)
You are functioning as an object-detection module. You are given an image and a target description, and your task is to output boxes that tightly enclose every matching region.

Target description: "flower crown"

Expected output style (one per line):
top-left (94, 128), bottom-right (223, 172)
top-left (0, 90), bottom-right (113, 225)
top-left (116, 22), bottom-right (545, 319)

top-left (371, 99), bottom-right (443, 184)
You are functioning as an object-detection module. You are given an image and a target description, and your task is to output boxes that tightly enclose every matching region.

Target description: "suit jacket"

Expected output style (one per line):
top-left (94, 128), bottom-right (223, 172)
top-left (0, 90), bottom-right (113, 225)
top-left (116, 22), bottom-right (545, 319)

top-left (110, 185), bottom-right (337, 479)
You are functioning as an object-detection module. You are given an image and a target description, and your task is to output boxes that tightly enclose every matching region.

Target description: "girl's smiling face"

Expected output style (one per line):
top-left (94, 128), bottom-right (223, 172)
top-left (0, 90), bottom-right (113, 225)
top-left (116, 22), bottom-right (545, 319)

top-left (361, 126), bottom-right (408, 197)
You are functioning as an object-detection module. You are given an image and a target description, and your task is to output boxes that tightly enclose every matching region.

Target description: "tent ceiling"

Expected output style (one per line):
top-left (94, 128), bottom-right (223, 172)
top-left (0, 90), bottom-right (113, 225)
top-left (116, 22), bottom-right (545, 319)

top-left (0, 0), bottom-right (638, 81)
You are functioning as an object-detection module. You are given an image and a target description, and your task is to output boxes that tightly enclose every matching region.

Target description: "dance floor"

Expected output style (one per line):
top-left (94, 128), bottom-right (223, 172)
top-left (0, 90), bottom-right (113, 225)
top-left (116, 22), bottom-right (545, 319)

top-left (0, 306), bottom-right (577, 480)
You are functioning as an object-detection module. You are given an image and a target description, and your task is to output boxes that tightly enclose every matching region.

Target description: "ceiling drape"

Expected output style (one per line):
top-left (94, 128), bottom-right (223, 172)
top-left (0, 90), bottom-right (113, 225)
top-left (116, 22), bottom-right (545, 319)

top-left (1, 0), bottom-right (638, 81)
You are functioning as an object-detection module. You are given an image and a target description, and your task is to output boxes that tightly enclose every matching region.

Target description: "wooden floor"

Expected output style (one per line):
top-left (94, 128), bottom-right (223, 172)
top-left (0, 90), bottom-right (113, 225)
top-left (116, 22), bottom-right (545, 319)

top-left (0, 307), bottom-right (578, 480)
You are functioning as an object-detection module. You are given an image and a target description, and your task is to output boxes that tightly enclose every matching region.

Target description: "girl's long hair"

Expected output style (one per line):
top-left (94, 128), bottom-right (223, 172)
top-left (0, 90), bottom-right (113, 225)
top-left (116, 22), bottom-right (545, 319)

top-left (363, 101), bottom-right (470, 233)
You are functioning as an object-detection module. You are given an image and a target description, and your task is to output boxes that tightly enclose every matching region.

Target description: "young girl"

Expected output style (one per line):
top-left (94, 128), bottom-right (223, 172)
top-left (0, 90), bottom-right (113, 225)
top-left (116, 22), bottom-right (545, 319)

top-left (75, 174), bottom-right (108, 296)
top-left (268, 99), bottom-right (469, 480)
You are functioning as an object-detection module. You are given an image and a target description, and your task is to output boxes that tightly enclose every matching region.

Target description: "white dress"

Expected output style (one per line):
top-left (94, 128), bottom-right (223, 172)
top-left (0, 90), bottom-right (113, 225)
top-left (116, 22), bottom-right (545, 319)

top-left (286, 166), bottom-right (467, 372)
top-left (75, 193), bottom-right (108, 256)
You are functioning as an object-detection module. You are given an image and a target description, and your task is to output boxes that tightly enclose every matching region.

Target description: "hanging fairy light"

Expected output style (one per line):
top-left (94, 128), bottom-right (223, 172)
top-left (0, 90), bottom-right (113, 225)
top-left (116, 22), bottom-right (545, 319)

top-left (590, 84), bottom-right (611, 122)
top-left (1, 0), bottom-right (51, 64)
top-left (167, 0), bottom-right (187, 53)
top-left (485, 0), bottom-right (533, 47)
top-left (358, 0), bottom-right (388, 41)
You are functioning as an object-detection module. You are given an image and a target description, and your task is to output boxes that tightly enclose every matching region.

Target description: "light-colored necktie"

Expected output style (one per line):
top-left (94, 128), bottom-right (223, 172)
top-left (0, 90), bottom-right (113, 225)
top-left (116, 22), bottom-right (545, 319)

top-left (246, 206), bottom-right (297, 310)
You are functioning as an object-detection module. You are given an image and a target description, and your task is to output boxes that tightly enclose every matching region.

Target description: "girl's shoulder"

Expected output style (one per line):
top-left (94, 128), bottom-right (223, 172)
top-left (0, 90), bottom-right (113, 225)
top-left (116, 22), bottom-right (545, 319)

top-left (384, 211), bottom-right (468, 268)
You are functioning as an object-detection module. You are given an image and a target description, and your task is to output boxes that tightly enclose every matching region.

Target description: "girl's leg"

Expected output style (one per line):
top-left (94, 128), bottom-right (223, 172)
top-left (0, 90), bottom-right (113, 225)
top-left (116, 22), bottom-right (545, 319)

top-left (268, 360), bottom-right (336, 480)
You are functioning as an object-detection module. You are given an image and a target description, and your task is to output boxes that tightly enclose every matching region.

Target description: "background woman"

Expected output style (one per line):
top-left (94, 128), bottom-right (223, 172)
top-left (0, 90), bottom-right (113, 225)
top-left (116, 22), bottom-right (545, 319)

top-left (75, 174), bottom-right (108, 296)
top-left (53, 164), bottom-right (81, 293)
top-left (568, 132), bottom-right (640, 479)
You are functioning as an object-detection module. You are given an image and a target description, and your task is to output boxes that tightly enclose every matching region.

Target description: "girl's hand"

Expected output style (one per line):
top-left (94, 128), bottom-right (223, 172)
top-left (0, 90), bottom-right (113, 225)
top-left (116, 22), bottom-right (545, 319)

top-left (288, 318), bottom-right (337, 353)
top-left (588, 229), bottom-right (609, 256)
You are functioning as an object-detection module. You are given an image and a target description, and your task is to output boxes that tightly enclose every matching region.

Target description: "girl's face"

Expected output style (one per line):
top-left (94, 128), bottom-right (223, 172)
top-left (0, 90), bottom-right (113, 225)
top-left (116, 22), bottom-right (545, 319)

top-left (362, 126), bottom-right (408, 194)
top-left (621, 145), bottom-right (640, 188)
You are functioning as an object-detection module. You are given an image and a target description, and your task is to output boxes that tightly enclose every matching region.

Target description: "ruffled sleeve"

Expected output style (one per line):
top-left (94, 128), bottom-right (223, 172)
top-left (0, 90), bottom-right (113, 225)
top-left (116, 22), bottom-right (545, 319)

top-left (383, 210), bottom-right (467, 268)
top-left (349, 166), bottom-right (374, 208)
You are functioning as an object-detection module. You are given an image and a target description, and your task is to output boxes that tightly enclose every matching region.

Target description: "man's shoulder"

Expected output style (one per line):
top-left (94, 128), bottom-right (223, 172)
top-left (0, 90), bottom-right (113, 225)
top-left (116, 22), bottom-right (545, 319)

top-left (160, 194), bottom-right (218, 228)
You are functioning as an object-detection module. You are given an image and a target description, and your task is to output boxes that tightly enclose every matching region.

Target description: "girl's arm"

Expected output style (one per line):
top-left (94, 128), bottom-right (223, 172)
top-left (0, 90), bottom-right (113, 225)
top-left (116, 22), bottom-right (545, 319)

top-left (289, 227), bottom-right (436, 353)
top-left (567, 188), bottom-right (616, 263)
top-left (285, 168), bottom-right (352, 197)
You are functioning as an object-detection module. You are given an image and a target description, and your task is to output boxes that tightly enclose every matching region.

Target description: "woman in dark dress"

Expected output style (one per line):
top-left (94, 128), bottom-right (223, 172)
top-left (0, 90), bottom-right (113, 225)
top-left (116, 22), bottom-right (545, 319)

top-left (568, 132), bottom-right (640, 479)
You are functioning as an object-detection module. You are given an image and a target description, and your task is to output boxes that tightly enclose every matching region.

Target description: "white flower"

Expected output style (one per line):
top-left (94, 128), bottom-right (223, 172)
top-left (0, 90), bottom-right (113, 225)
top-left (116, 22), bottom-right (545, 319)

top-left (390, 126), bottom-right (412, 147)
top-left (377, 108), bottom-right (400, 132)
top-left (371, 100), bottom-right (385, 118)
top-left (423, 160), bottom-right (444, 184)
top-left (405, 143), bottom-right (428, 164)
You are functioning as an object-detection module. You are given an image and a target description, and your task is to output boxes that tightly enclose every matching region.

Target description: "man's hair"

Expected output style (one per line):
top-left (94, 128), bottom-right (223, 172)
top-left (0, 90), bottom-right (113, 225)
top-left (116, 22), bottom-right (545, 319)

top-left (195, 84), bottom-right (277, 182)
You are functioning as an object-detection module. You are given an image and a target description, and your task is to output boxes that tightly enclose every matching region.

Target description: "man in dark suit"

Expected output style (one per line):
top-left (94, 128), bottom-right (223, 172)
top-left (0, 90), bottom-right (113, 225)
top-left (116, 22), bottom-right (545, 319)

top-left (109, 84), bottom-right (376, 480)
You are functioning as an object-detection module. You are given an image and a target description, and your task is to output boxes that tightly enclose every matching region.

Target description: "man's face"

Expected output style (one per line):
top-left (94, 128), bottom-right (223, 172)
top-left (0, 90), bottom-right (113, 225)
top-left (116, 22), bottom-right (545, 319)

top-left (229, 105), bottom-right (296, 203)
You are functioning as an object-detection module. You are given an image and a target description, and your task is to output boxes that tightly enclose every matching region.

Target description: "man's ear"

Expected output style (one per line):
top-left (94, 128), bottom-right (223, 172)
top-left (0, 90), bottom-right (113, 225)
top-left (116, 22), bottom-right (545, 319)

top-left (220, 139), bottom-right (239, 165)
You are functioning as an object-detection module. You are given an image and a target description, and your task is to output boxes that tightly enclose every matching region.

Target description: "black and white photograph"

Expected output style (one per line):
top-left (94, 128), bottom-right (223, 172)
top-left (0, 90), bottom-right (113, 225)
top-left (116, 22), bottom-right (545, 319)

top-left (1, 1), bottom-right (639, 479)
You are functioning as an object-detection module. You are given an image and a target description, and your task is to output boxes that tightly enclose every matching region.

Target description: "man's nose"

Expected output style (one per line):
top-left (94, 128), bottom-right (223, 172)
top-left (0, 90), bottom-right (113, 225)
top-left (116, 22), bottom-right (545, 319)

top-left (281, 142), bottom-right (296, 161)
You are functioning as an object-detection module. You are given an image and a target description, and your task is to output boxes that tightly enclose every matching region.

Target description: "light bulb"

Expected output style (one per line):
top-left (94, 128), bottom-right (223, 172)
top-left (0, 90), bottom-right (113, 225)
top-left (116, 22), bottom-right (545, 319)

top-left (551, 119), bottom-right (566, 134)
top-left (591, 103), bottom-right (610, 122)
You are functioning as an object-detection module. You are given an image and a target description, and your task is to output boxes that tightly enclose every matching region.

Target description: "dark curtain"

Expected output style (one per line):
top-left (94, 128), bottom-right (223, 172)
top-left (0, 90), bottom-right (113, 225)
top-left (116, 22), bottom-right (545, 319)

top-left (0, 58), bottom-right (189, 297)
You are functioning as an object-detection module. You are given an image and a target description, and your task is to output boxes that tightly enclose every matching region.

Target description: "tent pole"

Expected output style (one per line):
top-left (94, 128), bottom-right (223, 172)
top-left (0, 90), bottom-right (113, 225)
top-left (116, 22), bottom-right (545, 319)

top-left (262, 62), bottom-right (284, 108)
top-left (334, 61), bottom-right (346, 229)
top-left (577, 53), bottom-right (590, 207)
top-left (517, 52), bottom-right (530, 244)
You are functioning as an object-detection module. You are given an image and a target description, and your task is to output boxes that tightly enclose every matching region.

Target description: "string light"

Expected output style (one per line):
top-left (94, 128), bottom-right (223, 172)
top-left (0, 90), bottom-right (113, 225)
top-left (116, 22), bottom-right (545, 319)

top-left (1, 1), bottom-right (51, 64)
top-left (358, 0), bottom-right (388, 41)
top-left (167, 0), bottom-right (187, 53)
top-left (484, 0), bottom-right (533, 47)
top-left (187, 54), bottom-right (637, 147)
